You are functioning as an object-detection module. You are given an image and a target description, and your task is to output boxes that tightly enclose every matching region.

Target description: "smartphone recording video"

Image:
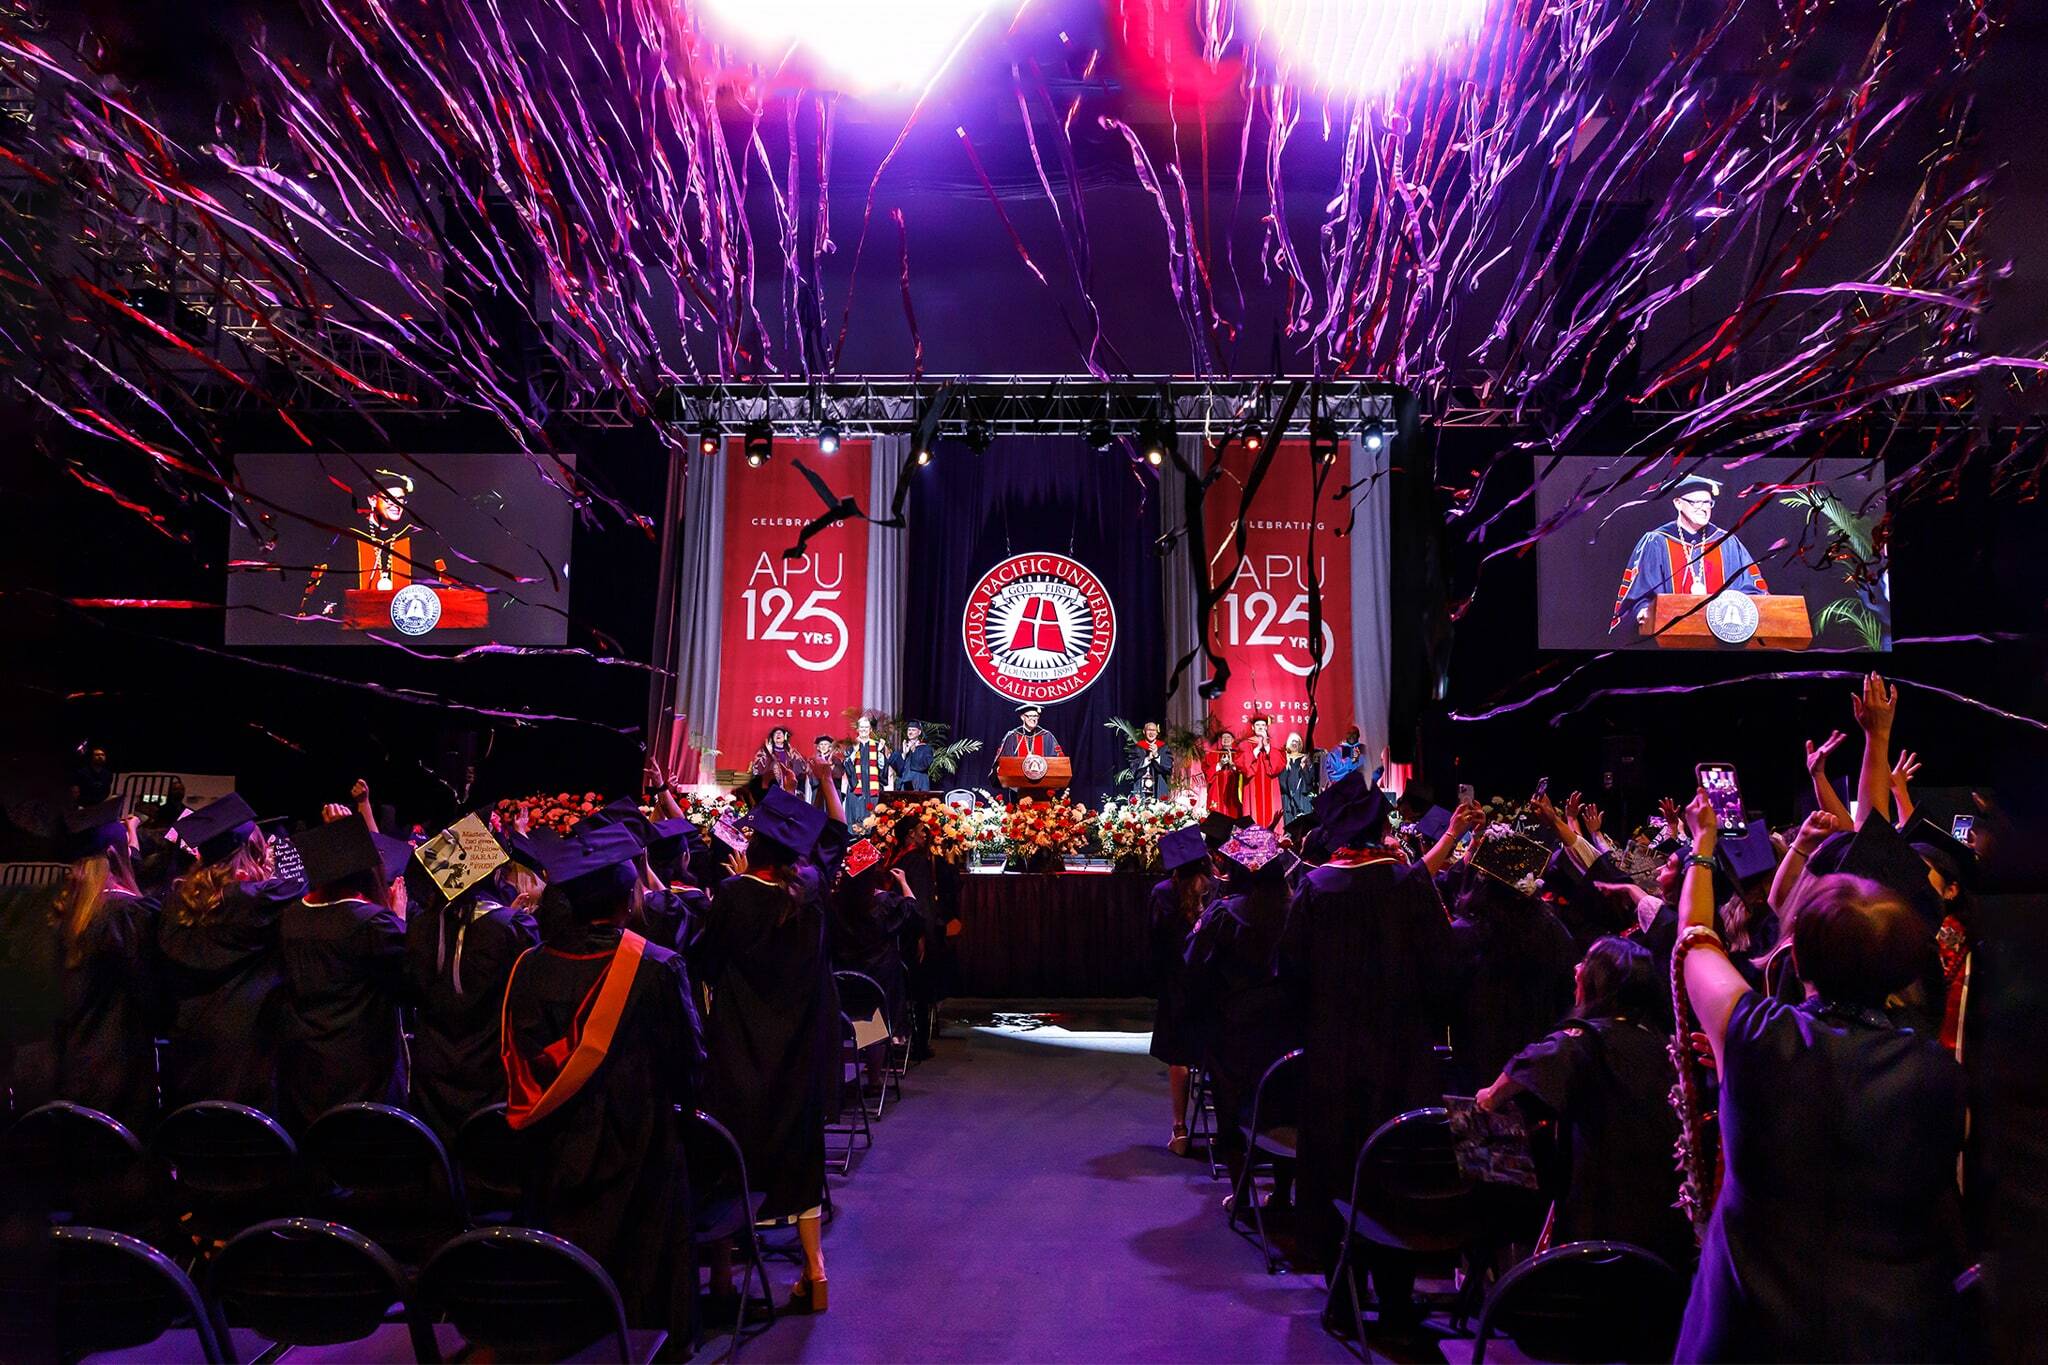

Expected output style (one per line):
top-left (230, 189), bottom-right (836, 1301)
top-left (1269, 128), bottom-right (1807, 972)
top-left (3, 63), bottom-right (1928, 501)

top-left (1696, 762), bottom-right (1746, 836)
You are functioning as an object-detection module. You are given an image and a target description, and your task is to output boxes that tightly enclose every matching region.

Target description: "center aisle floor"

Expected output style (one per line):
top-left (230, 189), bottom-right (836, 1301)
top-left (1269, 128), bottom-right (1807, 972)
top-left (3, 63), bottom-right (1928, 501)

top-left (757, 1008), bottom-right (1357, 1363)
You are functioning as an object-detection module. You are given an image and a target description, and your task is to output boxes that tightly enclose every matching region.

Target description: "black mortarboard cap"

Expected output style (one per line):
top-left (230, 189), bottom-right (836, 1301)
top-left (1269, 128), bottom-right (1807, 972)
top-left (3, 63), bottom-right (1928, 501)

top-left (1411, 806), bottom-right (1453, 844)
top-left (741, 786), bottom-right (828, 860)
top-left (294, 814), bottom-right (383, 889)
top-left (521, 821), bottom-right (645, 890)
top-left (1804, 820), bottom-right (1943, 928)
top-left (1668, 473), bottom-right (1721, 498)
top-left (1199, 812), bottom-right (1238, 850)
top-left (575, 798), bottom-right (655, 849)
top-left (1904, 814), bottom-right (1978, 890)
top-left (1720, 822), bottom-right (1780, 884)
top-left (1014, 702), bottom-right (1044, 715)
top-left (1316, 771), bottom-right (1391, 849)
top-left (62, 797), bottom-right (128, 860)
top-left (175, 793), bottom-right (261, 865)
top-left (1284, 811), bottom-right (1318, 846)
top-left (648, 814), bottom-right (699, 859)
top-left (372, 833), bottom-right (414, 885)
top-left (1159, 824), bottom-right (1208, 873)
top-left (502, 827), bottom-right (562, 872)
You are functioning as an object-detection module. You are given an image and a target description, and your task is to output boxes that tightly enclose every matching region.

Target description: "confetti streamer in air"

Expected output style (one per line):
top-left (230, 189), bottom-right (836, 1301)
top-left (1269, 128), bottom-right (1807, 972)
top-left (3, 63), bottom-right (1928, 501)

top-left (0, 0), bottom-right (2039, 737)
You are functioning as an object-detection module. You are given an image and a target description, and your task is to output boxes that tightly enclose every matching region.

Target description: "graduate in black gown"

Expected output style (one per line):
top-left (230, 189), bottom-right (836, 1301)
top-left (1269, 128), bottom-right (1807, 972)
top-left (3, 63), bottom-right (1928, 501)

top-left (1278, 734), bottom-right (1318, 825)
top-left (502, 820), bottom-right (705, 1331)
top-left (893, 815), bottom-right (956, 1061)
top-left (1183, 825), bottom-right (1303, 1193)
top-left (827, 838), bottom-right (918, 1045)
top-left (1477, 936), bottom-right (1694, 1272)
top-left (1281, 777), bottom-right (1481, 1310)
top-left (1148, 825), bottom-right (1215, 1156)
top-left (51, 799), bottom-right (161, 1131)
top-left (403, 832), bottom-right (538, 1143)
top-left (699, 779), bottom-right (848, 1313)
top-left (1447, 863), bottom-right (1580, 1091)
top-left (1672, 786), bottom-right (1966, 1363)
top-left (158, 795), bottom-right (303, 1114)
top-left (275, 816), bottom-right (413, 1131)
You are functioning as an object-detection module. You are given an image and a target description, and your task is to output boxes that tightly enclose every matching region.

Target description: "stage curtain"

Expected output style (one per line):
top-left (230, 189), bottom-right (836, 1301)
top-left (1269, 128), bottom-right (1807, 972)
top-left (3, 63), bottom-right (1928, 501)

top-left (864, 435), bottom-right (910, 719)
top-left (903, 436), bottom-right (1165, 800)
top-left (1160, 437), bottom-right (1207, 734)
top-left (670, 444), bottom-right (729, 781)
top-left (1349, 425), bottom-right (1394, 769)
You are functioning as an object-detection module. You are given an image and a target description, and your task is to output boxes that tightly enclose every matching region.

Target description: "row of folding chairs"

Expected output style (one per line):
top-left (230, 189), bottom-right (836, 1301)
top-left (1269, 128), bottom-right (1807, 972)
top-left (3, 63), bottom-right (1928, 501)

top-left (45, 1219), bottom-right (665, 1363)
top-left (826, 968), bottom-right (911, 1175)
top-left (1221, 1049), bottom-right (1689, 1362)
top-left (7, 1097), bottom-right (781, 1362)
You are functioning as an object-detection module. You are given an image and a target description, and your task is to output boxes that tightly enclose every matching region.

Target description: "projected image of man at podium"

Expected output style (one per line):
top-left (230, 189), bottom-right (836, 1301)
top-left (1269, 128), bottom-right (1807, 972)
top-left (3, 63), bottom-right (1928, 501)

top-left (992, 703), bottom-right (1067, 803)
top-left (1610, 474), bottom-right (1769, 632)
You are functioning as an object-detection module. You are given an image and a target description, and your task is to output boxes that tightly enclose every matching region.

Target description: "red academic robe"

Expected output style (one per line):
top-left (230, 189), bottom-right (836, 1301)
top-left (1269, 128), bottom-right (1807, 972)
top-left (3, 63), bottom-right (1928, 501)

top-left (1241, 740), bottom-right (1281, 828)
top-left (1204, 749), bottom-right (1245, 819)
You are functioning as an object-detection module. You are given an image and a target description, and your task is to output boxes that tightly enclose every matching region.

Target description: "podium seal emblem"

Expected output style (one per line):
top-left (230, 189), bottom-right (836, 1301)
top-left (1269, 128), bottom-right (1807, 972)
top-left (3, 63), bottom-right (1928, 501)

top-left (1705, 592), bottom-right (1759, 645)
top-left (963, 552), bottom-right (1117, 703)
top-left (389, 584), bottom-right (443, 637)
top-left (1021, 752), bottom-right (1049, 781)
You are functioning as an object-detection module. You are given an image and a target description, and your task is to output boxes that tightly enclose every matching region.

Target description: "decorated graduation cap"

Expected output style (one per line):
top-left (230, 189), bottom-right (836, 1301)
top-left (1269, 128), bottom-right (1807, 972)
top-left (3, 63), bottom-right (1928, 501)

top-left (1316, 771), bottom-right (1392, 850)
top-left (842, 839), bottom-right (884, 880)
top-left (294, 814), bottom-right (383, 889)
top-left (174, 793), bottom-right (262, 865)
top-left (1216, 825), bottom-right (1295, 884)
top-left (1468, 827), bottom-right (1552, 892)
top-left (62, 796), bottom-right (128, 860)
top-left (1668, 473), bottom-right (1721, 499)
top-left (740, 785), bottom-right (829, 860)
top-left (414, 813), bottom-right (510, 900)
top-left (1159, 824), bottom-right (1209, 873)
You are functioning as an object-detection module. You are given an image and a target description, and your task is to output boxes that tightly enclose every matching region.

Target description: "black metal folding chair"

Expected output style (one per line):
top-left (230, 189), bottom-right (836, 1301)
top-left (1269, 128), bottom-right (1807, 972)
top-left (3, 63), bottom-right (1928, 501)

top-left (301, 1102), bottom-right (469, 1264)
top-left (1187, 1067), bottom-right (1222, 1178)
top-left (151, 1102), bottom-right (301, 1250)
top-left (208, 1217), bottom-right (435, 1361)
top-left (51, 1225), bottom-right (227, 1363)
top-left (833, 969), bottom-right (899, 1117)
top-left (451, 1101), bottom-right (524, 1224)
top-left (824, 1013), bottom-right (873, 1172)
top-left (1471, 1240), bottom-right (1684, 1362)
top-left (1325, 1106), bottom-right (1481, 1351)
top-left (3, 1101), bottom-right (153, 1233)
top-left (1229, 1048), bottom-right (1304, 1274)
top-left (682, 1109), bottom-right (778, 1361)
top-left (418, 1225), bottom-right (666, 1363)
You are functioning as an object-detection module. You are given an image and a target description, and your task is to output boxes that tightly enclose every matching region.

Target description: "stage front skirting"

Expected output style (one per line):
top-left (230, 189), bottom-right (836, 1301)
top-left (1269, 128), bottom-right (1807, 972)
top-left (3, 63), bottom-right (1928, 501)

top-left (955, 871), bottom-right (1157, 999)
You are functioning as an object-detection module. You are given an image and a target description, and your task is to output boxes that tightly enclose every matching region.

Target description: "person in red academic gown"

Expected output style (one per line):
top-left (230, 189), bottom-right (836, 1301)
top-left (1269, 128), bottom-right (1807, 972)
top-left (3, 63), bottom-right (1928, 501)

top-left (1241, 716), bottom-right (1281, 829)
top-left (1203, 731), bottom-right (1246, 819)
top-left (275, 816), bottom-right (415, 1131)
top-left (501, 819), bottom-right (705, 1330)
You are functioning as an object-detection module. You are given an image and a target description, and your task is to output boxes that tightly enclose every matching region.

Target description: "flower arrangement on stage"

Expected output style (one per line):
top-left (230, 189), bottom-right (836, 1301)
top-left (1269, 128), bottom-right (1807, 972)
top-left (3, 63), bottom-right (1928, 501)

top-left (1095, 798), bottom-right (1198, 871)
top-left (1002, 796), bottom-right (1093, 870)
top-left (671, 789), bottom-right (740, 833)
top-left (859, 798), bottom-right (981, 866)
top-left (488, 791), bottom-right (606, 837)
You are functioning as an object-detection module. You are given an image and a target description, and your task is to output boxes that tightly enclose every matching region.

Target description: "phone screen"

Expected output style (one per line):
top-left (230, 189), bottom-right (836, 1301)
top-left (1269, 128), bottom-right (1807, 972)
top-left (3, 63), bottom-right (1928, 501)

top-left (1697, 763), bottom-right (1746, 835)
top-left (1457, 783), bottom-right (1476, 805)
top-left (1951, 814), bottom-right (1975, 841)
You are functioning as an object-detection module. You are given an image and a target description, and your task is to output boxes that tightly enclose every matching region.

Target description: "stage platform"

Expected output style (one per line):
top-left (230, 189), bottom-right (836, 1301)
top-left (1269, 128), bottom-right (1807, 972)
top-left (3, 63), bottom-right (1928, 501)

top-left (955, 870), bottom-right (1159, 999)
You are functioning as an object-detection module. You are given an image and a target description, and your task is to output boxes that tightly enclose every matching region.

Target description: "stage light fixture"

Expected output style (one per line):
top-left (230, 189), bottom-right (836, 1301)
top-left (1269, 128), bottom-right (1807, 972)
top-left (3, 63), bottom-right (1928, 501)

top-left (964, 415), bottom-right (994, 454)
top-left (1085, 415), bottom-right (1115, 451)
top-left (1240, 420), bottom-right (1265, 452)
top-left (1310, 416), bottom-right (1339, 465)
top-left (696, 419), bottom-right (721, 456)
top-left (916, 446), bottom-right (933, 466)
top-left (1361, 422), bottom-right (1387, 453)
top-left (1137, 415), bottom-right (1174, 466)
top-left (744, 419), bottom-right (773, 467)
top-left (817, 418), bottom-right (842, 455)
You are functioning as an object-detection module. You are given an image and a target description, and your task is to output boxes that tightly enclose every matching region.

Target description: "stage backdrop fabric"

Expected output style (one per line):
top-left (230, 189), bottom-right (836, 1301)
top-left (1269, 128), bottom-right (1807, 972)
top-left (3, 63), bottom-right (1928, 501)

top-left (904, 437), bottom-right (1165, 800)
top-left (710, 440), bottom-right (872, 764)
top-left (1201, 439), bottom-right (1357, 749)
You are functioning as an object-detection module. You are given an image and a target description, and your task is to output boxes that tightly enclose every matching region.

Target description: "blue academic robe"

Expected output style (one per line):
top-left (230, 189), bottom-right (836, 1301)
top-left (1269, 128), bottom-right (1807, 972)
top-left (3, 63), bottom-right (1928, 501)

top-left (890, 742), bottom-right (935, 792)
top-left (1612, 520), bottom-right (1767, 630)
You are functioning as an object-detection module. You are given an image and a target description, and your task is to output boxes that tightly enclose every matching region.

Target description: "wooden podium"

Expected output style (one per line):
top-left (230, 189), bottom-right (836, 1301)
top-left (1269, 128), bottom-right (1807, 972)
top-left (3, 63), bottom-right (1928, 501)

top-left (997, 754), bottom-right (1073, 795)
top-left (341, 585), bottom-right (490, 631)
top-left (1641, 594), bottom-right (1812, 649)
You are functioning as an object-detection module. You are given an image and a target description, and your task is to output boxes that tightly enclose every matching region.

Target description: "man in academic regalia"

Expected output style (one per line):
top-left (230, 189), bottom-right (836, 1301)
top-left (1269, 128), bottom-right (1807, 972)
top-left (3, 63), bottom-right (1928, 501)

top-left (1322, 726), bottom-right (1366, 787)
top-left (889, 721), bottom-right (936, 793)
top-left (990, 704), bottom-right (1065, 799)
top-left (1128, 721), bottom-right (1172, 801)
top-left (1203, 731), bottom-right (1246, 819)
top-left (842, 715), bottom-right (888, 828)
top-left (798, 735), bottom-right (843, 808)
top-left (502, 819), bottom-right (705, 1330)
top-left (1611, 474), bottom-right (1769, 632)
top-left (276, 815), bottom-right (415, 1131)
top-left (1282, 775), bottom-right (1477, 1328)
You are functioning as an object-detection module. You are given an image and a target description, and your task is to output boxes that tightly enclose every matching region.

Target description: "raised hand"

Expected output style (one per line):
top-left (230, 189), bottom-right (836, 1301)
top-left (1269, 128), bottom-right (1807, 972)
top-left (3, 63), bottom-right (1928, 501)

top-left (1683, 787), bottom-right (1718, 849)
top-left (350, 778), bottom-right (370, 805)
top-left (1450, 799), bottom-right (1487, 837)
top-left (1851, 672), bottom-right (1897, 737)
top-left (1528, 790), bottom-right (1565, 835)
top-left (322, 802), bottom-right (353, 823)
top-left (1581, 802), bottom-right (1605, 839)
top-left (1659, 795), bottom-right (1684, 834)
top-left (724, 849), bottom-right (750, 880)
top-left (1562, 790), bottom-right (1586, 838)
top-left (890, 866), bottom-right (914, 896)
top-left (1792, 809), bottom-right (1839, 854)
top-left (1891, 750), bottom-right (1922, 788)
top-left (1805, 730), bottom-right (1847, 777)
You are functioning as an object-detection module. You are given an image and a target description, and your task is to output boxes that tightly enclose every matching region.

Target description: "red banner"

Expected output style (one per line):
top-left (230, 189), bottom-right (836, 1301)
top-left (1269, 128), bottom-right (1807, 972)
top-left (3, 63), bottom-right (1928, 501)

top-left (714, 440), bottom-right (871, 768)
top-left (1201, 439), bottom-right (1354, 747)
